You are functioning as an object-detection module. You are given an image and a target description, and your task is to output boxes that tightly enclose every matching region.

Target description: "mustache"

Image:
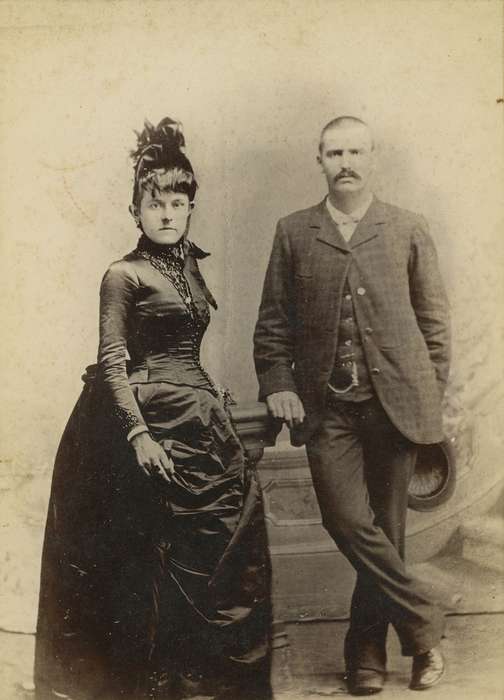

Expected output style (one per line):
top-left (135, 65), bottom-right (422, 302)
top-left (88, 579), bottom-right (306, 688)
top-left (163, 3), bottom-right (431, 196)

top-left (335, 170), bottom-right (360, 181)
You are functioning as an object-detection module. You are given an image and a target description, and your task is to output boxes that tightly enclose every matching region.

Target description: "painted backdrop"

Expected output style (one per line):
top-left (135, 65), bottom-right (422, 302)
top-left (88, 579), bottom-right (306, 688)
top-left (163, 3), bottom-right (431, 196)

top-left (0, 0), bottom-right (502, 632)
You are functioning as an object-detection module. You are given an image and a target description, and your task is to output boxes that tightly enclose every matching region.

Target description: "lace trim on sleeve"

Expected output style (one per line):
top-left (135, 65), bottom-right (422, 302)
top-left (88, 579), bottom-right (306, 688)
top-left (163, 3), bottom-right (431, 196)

top-left (111, 404), bottom-right (144, 433)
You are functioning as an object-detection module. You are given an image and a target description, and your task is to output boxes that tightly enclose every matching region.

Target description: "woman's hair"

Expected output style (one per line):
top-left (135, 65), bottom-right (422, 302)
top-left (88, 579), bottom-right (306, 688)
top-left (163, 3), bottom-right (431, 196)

top-left (131, 117), bottom-right (198, 208)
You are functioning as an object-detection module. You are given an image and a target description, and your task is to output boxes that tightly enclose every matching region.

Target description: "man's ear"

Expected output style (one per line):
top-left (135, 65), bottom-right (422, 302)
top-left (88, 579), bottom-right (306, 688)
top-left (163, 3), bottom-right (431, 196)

top-left (316, 154), bottom-right (322, 166)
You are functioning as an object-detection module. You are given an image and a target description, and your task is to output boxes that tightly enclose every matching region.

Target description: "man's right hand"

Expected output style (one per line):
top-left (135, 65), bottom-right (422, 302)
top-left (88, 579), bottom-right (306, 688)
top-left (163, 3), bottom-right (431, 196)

top-left (266, 391), bottom-right (305, 429)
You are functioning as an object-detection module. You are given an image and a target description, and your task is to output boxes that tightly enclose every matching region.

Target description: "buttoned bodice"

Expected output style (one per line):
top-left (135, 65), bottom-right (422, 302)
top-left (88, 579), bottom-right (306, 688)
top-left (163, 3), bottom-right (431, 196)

top-left (98, 238), bottom-right (218, 435)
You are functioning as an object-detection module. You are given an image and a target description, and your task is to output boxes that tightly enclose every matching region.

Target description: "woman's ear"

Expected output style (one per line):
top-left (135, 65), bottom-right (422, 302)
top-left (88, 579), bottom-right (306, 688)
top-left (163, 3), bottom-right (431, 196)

top-left (129, 204), bottom-right (140, 226)
top-left (184, 204), bottom-right (194, 237)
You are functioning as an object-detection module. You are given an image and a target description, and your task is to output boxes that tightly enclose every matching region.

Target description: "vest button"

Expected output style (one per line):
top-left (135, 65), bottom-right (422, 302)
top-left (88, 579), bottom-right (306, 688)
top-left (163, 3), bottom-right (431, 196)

top-left (345, 293), bottom-right (352, 300)
top-left (357, 287), bottom-right (366, 296)
top-left (365, 327), bottom-right (373, 334)
top-left (371, 367), bottom-right (381, 374)
top-left (344, 339), bottom-right (352, 346)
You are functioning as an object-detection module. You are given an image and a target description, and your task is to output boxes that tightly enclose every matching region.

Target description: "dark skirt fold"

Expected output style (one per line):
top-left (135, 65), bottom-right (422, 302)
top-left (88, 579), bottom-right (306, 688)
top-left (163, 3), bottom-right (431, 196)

top-left (35, 380), bottom-right (272, 699)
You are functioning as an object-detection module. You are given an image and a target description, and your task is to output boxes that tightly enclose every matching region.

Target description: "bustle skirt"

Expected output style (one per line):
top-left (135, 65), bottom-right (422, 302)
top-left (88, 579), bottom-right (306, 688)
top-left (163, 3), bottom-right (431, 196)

top-left (34, 378), bottom-right (272, 700)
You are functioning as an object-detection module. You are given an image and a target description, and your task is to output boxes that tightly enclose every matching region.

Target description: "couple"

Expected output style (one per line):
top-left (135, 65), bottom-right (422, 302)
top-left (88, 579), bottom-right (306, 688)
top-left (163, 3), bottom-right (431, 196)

top-left (35, 115), bottom-right (450, 699)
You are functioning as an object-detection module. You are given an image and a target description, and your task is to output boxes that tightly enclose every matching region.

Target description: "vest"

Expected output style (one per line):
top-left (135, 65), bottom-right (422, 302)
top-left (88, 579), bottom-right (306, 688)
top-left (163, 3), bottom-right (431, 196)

top-left (329, 278), bottom-right (373, 402)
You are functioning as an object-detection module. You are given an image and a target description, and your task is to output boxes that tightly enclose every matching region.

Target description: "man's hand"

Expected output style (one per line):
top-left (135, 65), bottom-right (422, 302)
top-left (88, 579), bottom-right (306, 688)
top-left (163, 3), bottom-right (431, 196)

top-left (130, 432), bottom-right (174, 482)
top-left (266, 391), bottom-right (305, 429)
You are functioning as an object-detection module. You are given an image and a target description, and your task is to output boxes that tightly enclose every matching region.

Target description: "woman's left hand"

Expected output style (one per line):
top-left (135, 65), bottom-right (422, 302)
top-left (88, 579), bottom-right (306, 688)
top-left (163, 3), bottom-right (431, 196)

top-left (130, 432), bottom-right (175, 482)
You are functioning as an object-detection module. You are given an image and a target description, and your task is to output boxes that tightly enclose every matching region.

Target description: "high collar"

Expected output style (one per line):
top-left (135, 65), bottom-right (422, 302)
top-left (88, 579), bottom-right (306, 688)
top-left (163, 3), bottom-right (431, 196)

top-left (309, 196), bottom-right (389, 252)
top-left (135, 234), bottom-right (211, 261)
top-left (325, 193), bottom-right (374, 225)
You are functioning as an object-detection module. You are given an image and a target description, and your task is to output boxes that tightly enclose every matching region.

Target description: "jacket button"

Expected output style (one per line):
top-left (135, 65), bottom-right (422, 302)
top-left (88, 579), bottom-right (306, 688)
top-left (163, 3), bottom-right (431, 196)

top-left (371, 367), bottom-right (380, 374)
top-left (345, 293), bottom-right (352, 300)
top-left (357, 287), bottom-right (366, 296)
top-left (365, 327), bottom-right (373, 334)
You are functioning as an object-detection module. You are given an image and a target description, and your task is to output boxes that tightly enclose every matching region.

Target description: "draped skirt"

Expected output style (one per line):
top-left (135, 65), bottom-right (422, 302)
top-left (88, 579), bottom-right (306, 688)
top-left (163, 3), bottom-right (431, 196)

top-left (35, 379), bottom-right (272, 700)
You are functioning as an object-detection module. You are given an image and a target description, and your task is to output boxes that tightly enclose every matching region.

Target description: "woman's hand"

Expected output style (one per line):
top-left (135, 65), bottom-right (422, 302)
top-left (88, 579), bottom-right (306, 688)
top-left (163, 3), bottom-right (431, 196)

top-left (130, 432), bottom-right (174, 482)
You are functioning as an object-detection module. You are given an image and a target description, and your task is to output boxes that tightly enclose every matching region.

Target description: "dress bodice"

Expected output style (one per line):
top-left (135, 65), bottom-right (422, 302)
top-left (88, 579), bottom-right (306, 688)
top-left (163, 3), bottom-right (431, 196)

top-left (98, 237), bottom-right (218, 435)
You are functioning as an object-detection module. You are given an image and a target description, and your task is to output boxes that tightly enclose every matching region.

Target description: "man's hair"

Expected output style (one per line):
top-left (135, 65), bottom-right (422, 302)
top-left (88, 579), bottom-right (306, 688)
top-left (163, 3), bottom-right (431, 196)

top-left (319, 116), bottom-right (374, 152)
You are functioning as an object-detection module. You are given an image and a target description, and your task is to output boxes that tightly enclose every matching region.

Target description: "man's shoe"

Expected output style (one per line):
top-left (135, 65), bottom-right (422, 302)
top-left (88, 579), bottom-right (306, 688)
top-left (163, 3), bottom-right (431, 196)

top-left (346, 669), bottom-right (385, 695)
top-left (410, 646), bottom-right (445, 690)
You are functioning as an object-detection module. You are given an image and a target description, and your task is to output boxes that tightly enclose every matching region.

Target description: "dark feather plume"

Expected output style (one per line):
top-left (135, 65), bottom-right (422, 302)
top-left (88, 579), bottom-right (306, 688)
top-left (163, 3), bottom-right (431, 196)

top-left (131, 118), bottom-right (187, 177)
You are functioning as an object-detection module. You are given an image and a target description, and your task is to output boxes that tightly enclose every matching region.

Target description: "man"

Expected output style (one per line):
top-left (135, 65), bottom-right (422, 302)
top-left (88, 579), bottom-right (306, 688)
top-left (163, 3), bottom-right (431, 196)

top-left (254, 116), bottom-right (450, 695)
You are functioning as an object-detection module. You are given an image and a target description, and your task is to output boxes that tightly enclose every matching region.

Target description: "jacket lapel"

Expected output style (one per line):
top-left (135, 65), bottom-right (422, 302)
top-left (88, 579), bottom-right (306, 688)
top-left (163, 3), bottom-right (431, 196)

top-left (310, 197), bottom-right (389, 251)
top-left (311, 201), bottom-right (351, 253)
top-left (349, 197), bottom-right (388, 249)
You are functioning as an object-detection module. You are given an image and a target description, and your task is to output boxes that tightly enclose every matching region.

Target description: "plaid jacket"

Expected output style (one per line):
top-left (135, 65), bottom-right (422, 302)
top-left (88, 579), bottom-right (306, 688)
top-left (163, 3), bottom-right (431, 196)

top-left (253, 198), bottom-right (451, 446)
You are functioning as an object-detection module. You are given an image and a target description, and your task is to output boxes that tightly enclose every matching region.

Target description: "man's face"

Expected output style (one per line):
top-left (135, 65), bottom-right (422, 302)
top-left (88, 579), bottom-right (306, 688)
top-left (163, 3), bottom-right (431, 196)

top-left (136, 189), bottom-right (192, 245)
top-left (318, 124), bottom-right (375, 197)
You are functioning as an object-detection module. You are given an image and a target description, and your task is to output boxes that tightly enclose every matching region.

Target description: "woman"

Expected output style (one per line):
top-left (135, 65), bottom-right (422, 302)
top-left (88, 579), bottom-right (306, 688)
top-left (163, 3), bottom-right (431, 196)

top-left (35, 118), bottom-right (272, 700)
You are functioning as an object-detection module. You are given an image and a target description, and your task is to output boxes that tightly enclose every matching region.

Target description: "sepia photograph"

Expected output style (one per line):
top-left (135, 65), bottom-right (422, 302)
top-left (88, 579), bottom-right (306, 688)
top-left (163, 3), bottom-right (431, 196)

top-left (0, 1), bottom-right (503, 699)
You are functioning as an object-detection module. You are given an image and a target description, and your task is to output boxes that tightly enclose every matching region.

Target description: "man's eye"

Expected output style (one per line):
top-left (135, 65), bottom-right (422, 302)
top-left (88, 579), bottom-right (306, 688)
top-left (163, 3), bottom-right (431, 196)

top-left (149, 202), bottom-right (159, 209)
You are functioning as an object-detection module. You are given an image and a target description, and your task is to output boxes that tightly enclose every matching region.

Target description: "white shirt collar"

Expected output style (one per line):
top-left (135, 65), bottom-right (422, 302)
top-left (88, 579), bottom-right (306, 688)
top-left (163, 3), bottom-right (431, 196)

top-left (325, 194), bottom-right (374, 225)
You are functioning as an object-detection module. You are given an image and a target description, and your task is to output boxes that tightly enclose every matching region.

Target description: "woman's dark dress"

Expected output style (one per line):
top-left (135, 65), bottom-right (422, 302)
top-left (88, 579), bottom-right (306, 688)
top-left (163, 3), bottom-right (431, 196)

top-left (35, 236), bottom-right (272, 700)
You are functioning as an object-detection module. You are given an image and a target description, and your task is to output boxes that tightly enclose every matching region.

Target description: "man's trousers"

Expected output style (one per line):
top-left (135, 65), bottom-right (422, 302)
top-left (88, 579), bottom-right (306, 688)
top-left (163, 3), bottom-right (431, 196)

top-left (306, 397), bottom-right (444, 673)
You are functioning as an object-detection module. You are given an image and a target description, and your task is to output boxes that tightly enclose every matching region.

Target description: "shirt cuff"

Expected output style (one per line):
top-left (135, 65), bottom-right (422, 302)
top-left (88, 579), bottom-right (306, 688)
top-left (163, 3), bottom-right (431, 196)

top-left (127, 425), bottom-right (150, 442)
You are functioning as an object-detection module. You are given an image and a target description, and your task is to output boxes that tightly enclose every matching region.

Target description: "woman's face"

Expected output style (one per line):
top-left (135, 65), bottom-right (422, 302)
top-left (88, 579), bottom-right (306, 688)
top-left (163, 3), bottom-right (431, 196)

top-left (136, 189), bottom-right (193, 245)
